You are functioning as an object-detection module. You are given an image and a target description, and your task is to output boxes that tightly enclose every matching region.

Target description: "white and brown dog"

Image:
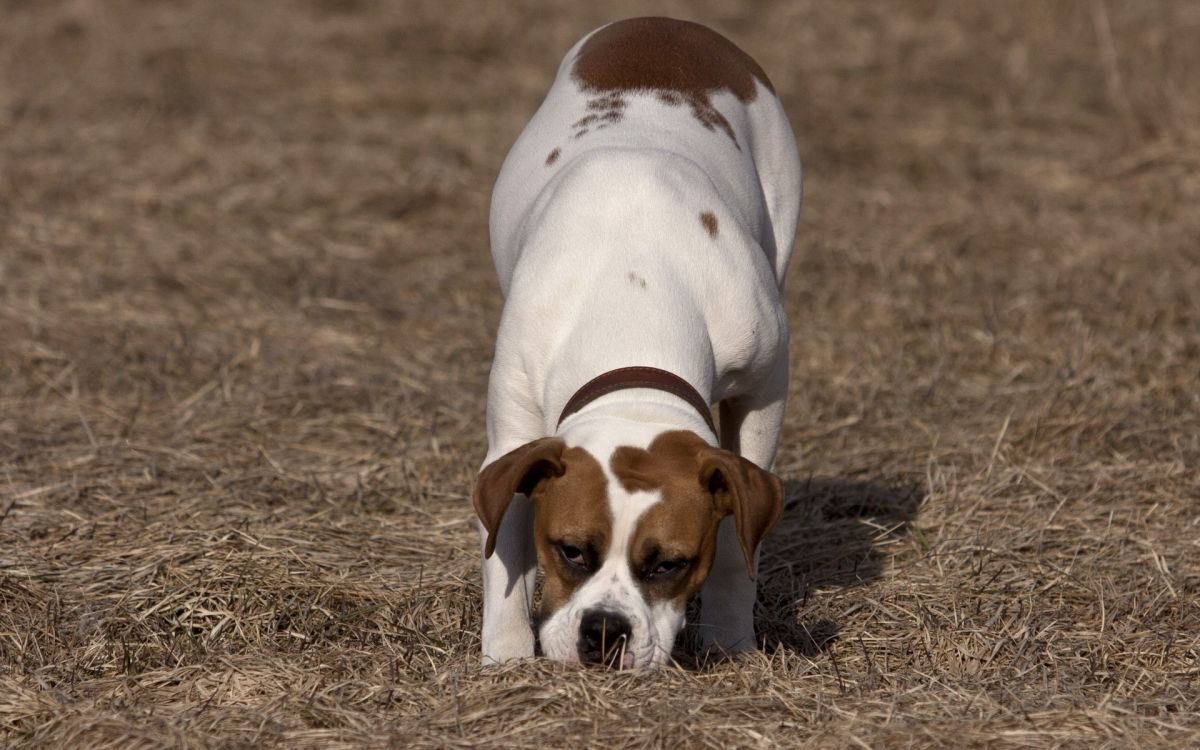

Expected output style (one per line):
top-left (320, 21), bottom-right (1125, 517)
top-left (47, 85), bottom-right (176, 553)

top-left (474, 17), bottom-right (802, 668)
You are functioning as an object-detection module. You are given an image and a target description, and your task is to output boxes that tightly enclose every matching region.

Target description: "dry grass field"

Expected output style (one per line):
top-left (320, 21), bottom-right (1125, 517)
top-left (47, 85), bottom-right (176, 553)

top-left (2, 0), bottom-right (1199, 747)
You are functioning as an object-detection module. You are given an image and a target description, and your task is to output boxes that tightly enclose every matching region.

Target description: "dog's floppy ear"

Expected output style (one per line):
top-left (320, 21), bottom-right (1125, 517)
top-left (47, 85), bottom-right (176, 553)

top-left (473, 438), bottom-right (566, 558)
top-left (698, 448), bottom-right (783, 579)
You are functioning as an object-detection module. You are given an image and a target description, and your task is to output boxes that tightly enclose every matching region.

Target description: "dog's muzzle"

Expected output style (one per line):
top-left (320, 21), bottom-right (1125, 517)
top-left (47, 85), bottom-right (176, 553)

top-left (577, 609), bottom-right (633, 667)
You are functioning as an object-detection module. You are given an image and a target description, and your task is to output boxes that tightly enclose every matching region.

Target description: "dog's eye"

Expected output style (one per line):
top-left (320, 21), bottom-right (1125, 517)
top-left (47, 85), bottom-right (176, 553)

top-left (558, 543), bottom-right (589, 570)
top-left (648, 558), bottom-right (690, 579)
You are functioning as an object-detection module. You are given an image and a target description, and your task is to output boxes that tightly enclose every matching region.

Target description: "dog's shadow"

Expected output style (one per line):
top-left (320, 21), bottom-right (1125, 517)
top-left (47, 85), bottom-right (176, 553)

top-left (681, 475), bottom-right (924, 664)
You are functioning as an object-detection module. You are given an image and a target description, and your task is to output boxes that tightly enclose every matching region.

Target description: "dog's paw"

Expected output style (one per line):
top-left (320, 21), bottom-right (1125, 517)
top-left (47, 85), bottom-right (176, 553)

top-left (696, 623), bottom-right (758, 661)
top-left (480, 629), bottom-right (536, 666)
top-left (480, 652), bottom-right (536, 668)
top-left (695, 635), bottom-right (760, 668)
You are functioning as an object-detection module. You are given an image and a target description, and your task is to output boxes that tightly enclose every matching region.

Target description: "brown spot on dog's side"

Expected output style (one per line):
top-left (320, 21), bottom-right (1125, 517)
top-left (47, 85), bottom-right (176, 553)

top-left (626, 271), bottom-right (647, 289)
top-left (572, 17), bottom-right (774, 147)
top-left (545, 147), bottom-right (561, 166)
top-left (531, 447), bottom-right (612, 619)
top-left (699, 211), bottom-right (718, 238)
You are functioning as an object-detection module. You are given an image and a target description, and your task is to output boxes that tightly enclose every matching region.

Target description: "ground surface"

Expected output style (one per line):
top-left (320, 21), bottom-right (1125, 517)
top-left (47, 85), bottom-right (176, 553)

top-left (2, 1), bottom-right (1198, 747)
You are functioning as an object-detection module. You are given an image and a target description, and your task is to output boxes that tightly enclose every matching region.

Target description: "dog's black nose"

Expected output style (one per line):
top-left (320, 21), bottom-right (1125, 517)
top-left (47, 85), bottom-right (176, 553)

top-left (578, 610), bottom-right (632, 665)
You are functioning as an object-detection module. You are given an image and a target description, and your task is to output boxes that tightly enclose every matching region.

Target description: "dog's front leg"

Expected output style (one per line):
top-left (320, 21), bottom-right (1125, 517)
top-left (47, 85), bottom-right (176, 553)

top-left (477, 492), bottom-right (538, 664)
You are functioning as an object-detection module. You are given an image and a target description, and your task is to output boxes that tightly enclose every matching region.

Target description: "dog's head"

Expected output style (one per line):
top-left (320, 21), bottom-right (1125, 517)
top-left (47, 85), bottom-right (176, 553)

top-left (473, 422), bottom-right (782, 668)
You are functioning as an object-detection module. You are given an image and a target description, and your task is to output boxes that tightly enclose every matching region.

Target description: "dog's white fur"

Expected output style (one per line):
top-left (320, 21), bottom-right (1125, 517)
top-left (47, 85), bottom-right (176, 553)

top-left (478, 20), bottom-right (802, 666)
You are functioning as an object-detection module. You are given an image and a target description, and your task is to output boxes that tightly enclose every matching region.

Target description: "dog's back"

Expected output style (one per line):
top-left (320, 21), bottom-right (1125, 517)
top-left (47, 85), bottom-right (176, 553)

top-left (490, 17), bottom-right (802, 294)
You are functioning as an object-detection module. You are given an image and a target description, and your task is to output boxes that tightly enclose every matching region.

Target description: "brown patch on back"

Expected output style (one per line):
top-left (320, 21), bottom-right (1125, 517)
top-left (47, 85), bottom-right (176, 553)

top-left (574, 93), bottom-right (627, 139)
top-left (699, 211), bottom-right (719, 238)
top-left (572, 17), bottom-right (774, 147)
top-left (530, 447), bottom-right (612, 619)
top-left (545, 147), bottom-right (561, 166)
top-left (610, 431), bottom-right (724, 606)
top-left (586, 93), bottom-right (628, 119)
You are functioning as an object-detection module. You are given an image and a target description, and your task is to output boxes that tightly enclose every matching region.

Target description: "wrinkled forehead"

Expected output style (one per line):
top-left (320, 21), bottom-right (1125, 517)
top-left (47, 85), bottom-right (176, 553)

top-left (549, 424), bottom-right (714, 551)
top-left (609, 431), bottom-right (717, 554)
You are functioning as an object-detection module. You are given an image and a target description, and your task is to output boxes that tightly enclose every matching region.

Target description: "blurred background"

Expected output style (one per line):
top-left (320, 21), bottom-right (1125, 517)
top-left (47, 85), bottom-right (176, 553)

top-left (1, 1), bottom-right (1197, 747)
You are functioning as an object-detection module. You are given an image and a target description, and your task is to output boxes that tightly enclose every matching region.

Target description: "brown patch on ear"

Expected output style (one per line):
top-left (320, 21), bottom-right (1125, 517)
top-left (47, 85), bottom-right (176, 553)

top-left (699, 448), bottom-right (783, 579)
top-left (545, 147), bottom-right (561, 166)
top-left (699, 211), bottom-right (718, 238)
top-left (472, 438), bottom-right (565, 558)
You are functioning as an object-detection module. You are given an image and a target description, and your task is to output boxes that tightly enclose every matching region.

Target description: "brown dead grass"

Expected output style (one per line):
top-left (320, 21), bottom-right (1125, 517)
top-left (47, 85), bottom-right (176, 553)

top-left (2, 0), bottom-right (1198, 747)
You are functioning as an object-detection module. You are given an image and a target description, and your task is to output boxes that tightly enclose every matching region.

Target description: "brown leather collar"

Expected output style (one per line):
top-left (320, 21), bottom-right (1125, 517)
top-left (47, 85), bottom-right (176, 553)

top-left (556, 366), bottom-right (716, 435)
